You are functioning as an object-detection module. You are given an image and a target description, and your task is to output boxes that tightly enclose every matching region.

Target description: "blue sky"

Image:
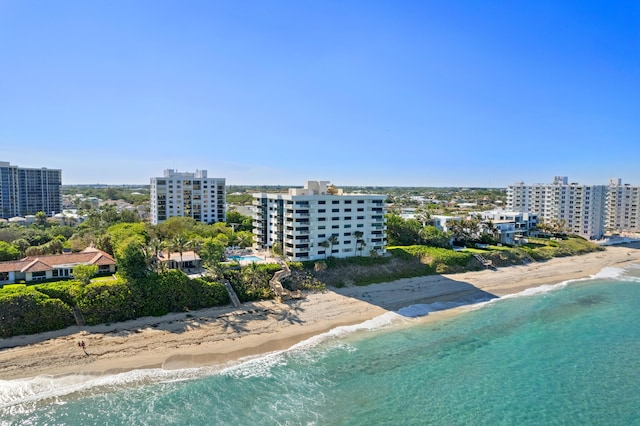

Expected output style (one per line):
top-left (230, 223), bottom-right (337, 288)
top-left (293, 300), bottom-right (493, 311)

top-left (0, 1), bottom-right (638, 187)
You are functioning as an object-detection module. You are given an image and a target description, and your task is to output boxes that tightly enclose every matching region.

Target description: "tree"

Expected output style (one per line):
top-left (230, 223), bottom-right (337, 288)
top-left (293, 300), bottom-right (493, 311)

top-left (226, 211), bottom-right (253, 232)
top-left (357, 238), bottom-right (366, 257)
top-left (318, 240), bottom-right (330, 259)
top-left (419, 226), bottom-right (450, 248)
top-left (35, 211), bottom-right (49, 227)
top-left (414, 207), bottom-right (432, 227)
top-left (385, 213), bottom-right (422, 246)
top-left (272, 241), bottom-right (283, 257)
top-left (73, 264), bottom-right (98, 285)
top-left (116, 240), bottom-right (148, 281)
top-left (327, 235), bottom-right (339, 257)
top-left (241, 262), bottom-right (268, 292)
top-left (354, 231), bottom-right (364, 256)
top-left (234, 231), bottom-right (253, 248)
top-left (12, 238), bottom-right (30, 257)
top-left (156, 216), bottom-right (196, 240)
top-left (142, 238), bottom-right (165, 273)
top-left (106, 223), bottom-right (148, 256)
top-left (199, 237), bottom-right (226, 267)
top-left (0, 241), bottom-right (20, 261)
top-left (171, 235), bottom-right (190, 271)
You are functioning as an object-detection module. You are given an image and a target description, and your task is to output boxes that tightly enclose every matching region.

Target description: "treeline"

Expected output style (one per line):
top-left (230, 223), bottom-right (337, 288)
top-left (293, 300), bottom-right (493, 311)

top-left (0, 262), bottom-right (306, 338)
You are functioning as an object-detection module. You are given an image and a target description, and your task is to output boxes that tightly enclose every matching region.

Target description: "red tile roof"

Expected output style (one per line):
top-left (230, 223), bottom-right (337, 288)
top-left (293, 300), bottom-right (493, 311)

top-left (0, 247), bottom-right (116, 274)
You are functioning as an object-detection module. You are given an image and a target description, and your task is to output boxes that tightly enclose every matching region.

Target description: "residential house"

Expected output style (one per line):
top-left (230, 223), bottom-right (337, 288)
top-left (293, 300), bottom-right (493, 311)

top-left (0, 246), bottom-right (116, 285)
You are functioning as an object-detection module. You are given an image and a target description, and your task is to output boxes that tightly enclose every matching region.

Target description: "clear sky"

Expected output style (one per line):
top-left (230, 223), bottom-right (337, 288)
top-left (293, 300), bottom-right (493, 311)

top-left (1, 1), bottom-right (638, 187)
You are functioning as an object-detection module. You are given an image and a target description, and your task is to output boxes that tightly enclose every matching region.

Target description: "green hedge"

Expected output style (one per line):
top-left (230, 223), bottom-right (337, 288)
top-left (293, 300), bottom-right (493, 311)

top-left (77, 279), bottom-right (135, 325)
top-left (0, 270), bottom-right (232, 337)
top-left (0, 287), bottom-right (75, 338)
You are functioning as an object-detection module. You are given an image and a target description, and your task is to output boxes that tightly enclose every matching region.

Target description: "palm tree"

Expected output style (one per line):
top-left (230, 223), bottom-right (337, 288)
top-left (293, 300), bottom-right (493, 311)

top-left (414, 207), bottom-right (432, 227)
top-left (354, 231), bottom-right (364, 256)
top-left (357, 239), bottom-right (366, 257)
top-left (171, 235), bottom-right (190, 271)
top-left (143, 238), bottom-right (165, 273)
top-left (318, 240), bottom-right (330, 259)
top-left (242, 262), bottom-right (267, 292)
top-left (327, 235), bottom-right (339, 257)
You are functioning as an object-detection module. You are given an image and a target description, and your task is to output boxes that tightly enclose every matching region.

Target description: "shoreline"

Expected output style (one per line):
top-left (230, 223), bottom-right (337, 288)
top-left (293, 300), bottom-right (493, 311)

top-left (2, 243), bottom-right (640, 382)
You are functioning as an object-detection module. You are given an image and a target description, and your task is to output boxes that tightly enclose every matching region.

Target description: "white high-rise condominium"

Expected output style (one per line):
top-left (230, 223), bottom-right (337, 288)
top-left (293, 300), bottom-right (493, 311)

top-left (253, 181), bottom-right (387, 261)
top-left (606, 178), bottom-right (640, 234)
top-left (507, 176), bottom-right (607, 240)
top-left (150, 169), bottom-right (226, 225)
top-left (0, 161), bottom-right (62, 219)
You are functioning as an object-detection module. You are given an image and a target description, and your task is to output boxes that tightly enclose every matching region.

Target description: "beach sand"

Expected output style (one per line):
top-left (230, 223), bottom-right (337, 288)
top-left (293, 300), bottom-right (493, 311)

top-left (1, 243), bottom-right (639, 381)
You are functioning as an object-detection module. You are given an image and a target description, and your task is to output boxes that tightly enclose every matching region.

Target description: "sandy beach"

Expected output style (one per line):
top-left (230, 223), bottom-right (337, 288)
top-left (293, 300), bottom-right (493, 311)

top-left (1, 243), bottom-right (639, 381)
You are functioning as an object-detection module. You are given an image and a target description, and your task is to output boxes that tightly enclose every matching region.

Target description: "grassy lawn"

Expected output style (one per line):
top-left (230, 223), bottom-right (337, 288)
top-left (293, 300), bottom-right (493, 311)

top-left (91, 276), bottom-right (117, 282)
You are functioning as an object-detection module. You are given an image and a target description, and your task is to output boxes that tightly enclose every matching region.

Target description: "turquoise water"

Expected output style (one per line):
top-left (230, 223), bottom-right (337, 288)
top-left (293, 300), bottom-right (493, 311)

top-left (2, 264), bottom-right (640, 425)
top-left (228, 255), bottom-right (263, 262)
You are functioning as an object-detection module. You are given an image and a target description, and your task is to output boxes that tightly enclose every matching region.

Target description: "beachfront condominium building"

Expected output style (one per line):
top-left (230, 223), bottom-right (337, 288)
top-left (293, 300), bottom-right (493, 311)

top-left (150, 169), bottom-right (226, 225)
top-left (0, 161), bottom-right (62, 219)
top-left (507, 176), bottom-right (608, 239)
top-left (606, 178), bottom-right (640, 234)
top-left (252, 181), bottom-right (387, 261)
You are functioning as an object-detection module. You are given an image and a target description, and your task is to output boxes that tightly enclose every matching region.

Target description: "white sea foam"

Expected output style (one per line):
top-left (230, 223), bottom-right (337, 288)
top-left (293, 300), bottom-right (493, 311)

top-left (0, 367), bottom-right (206, 411)
top-left (591, 266), bottom-right (627, 280)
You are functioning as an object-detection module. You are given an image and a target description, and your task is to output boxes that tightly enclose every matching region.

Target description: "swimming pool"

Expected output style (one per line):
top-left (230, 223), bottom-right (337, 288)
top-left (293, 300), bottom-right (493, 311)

top-left (228, 255), bottom-right (263, 262)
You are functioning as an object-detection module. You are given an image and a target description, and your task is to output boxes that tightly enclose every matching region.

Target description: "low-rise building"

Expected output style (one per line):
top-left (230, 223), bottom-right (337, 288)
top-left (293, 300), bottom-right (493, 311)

top-left (0, 246), bottom-right (116, 285)
top-left (474, 209), bottom-right (538, 245)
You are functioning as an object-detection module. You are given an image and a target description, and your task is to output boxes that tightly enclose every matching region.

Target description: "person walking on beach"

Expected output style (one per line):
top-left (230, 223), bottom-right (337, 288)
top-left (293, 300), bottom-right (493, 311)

top-left (78, 340), bottom-right (89, 356)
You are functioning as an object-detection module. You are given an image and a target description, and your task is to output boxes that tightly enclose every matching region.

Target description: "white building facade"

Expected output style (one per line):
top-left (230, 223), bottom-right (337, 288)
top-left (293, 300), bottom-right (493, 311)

top-left (150, 169), bottom-right (226, 225)
top-left (475, 209), bottom-right (538, 245)
top-left (253, 181), bottom-right (387, 261)
top-left (606, 178), bottom-right (640, 234)
top-left (507, 176), bottom-right (608, 240)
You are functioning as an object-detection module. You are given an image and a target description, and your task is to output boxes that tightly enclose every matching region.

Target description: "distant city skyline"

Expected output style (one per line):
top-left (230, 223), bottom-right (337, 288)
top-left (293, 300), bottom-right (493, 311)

top-left (1, 1), bottom-right (638, 187)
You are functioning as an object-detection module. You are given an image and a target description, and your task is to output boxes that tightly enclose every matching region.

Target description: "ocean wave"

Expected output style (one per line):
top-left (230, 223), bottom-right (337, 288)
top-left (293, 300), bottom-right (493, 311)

top-left (591, 266), bottom-right (627, 280)
top-left (0, 367), bottom-right (207, 412)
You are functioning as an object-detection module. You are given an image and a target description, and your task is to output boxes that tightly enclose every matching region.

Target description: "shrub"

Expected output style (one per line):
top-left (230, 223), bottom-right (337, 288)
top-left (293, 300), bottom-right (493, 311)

top-left (0, 287), bottom-right (74, 338)
top-left (77, 279), bottom-right (135, 325)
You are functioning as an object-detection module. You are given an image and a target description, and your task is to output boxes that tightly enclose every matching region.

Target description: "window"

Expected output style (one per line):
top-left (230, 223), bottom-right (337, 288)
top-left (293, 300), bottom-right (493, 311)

top-left (357, 200), bottom-right (364, 204)
top-left (319, 234), bottom-right (326, 238)
top-left (318, 209), bottom-right (326, 213)
top-left (332, 225), bottom-right (339, 229)
top-left (344, 232), bottom-right (351, 236)
top-left (332, 200), bottom-right (339, 204)
top-left (332, 208), bottom-right (339, 212)
top-left (345, 200), bottom-right (352, 204)
top-left (319, 200), bottom-right (326, 204)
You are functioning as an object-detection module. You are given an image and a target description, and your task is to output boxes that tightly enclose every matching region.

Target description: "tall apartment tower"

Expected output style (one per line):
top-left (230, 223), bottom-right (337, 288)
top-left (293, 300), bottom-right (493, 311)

top-left (507, 176), bottom-right (607, 240)
top-left (150, 169), bottom-right (226, 225)
top-left (0, 161), bottom-right (62, 219)
top-left (253, 180), bottom-right (387, 261)
top-left (606, 178), bottom-right (640, 233)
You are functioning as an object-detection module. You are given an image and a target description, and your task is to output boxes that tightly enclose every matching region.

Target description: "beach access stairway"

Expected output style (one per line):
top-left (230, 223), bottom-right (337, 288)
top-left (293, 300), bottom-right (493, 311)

top-left (473, 253), bottom-right (494, 269)
top-left (223, 280), bottom-right (242, 308)
top-left (270, 261), bottom-right (303, 301)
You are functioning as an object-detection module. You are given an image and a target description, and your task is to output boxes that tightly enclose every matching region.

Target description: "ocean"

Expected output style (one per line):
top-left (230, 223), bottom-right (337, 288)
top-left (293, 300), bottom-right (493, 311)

top-left (2, 263), bottom-right (640, 425)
